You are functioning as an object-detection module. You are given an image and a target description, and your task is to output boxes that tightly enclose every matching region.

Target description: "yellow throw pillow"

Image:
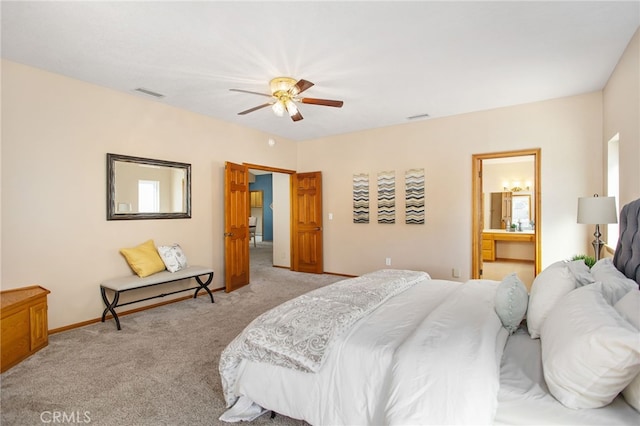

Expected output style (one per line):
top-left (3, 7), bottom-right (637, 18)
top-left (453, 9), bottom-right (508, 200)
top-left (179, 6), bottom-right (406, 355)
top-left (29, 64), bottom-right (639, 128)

top-left (119, 239), bottom-right (166, 277)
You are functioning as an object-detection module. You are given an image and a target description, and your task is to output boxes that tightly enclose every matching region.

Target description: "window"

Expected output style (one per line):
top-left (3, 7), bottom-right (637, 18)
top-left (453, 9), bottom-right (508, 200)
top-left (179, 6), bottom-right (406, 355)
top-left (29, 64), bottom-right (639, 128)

top-left (138, 180), bottom-right (160, 213)
top-left (607, 133), bottom-right (619, 248)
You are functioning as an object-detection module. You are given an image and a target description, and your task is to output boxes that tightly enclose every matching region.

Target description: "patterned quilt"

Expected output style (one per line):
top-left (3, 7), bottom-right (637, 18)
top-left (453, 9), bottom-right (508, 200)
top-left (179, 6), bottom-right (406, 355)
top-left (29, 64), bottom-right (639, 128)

top-left (219, 269), bottom-right (430, 406)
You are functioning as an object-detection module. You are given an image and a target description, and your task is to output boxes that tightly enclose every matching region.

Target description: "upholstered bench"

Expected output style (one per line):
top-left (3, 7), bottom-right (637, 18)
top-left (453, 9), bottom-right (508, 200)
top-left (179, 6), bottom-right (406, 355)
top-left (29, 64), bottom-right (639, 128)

top-left (100, 266), bottom-right (214, 330)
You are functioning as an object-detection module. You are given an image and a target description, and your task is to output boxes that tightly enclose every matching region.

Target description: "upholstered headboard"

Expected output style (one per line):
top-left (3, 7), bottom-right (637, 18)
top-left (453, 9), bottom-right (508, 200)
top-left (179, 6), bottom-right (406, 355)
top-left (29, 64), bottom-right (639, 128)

top-left (613, 198), bottom-right (640, 286)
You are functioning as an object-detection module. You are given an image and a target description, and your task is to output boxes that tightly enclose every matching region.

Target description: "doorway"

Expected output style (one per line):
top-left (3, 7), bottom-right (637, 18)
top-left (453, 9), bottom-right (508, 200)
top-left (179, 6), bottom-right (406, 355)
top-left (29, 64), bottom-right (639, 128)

top-left (472, 149), bottom-right (541, 290)
top-left (224, 162), bottom-right (325, 292)
top-left (246, 164), bottom-right (295, 270)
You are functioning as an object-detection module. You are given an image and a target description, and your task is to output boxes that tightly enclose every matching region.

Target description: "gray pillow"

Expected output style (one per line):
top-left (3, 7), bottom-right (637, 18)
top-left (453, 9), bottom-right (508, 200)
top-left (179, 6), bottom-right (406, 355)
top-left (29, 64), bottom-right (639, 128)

top-left (567, 259), bottom-right (595, 287)
top-left (591, 258), bottom-right (638, 305)
top-left (495, 273), bottom-right (529, 334)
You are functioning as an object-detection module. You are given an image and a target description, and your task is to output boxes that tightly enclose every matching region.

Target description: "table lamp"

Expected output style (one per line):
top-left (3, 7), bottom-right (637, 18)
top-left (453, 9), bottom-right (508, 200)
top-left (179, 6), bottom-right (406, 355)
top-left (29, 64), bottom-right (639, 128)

top-left (577, 194), bottom-right (618, 261)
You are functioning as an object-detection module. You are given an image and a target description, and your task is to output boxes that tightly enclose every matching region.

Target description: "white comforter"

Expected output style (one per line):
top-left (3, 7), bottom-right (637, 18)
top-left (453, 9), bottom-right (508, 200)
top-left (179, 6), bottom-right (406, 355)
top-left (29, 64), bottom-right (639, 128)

top-left (220, 274), bottom-right (508, 425)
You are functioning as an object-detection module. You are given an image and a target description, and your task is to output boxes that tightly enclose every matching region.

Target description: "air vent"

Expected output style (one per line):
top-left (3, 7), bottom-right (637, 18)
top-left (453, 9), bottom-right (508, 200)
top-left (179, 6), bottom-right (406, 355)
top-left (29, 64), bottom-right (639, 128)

top-left (134, 88), bottom-right (165, 98)
top-left (406, 113), bottom-right (430, 120)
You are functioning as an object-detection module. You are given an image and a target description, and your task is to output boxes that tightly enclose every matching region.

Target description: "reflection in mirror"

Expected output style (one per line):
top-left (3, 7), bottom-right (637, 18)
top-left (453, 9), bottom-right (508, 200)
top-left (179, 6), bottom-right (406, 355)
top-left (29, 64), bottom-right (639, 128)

top-left (107, 153), bottom-right (191, 220)
top-left (512, 194), bottom-right (531, 225)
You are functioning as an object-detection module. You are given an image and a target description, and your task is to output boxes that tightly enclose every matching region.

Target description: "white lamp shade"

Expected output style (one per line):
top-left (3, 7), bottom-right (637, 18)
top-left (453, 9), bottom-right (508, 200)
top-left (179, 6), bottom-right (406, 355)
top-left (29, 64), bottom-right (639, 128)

top-left (272, 101), bottom-right (285, 117)
top-left (285, 99), bottom-right (298, 116)
top-left (577, 196), bottom-right (618, 224)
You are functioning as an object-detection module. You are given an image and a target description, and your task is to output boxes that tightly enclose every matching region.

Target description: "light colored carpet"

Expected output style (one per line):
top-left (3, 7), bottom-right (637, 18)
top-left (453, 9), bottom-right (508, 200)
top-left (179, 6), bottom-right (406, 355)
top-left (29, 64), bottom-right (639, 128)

top-left (0, 242), bottom-right (345, 425)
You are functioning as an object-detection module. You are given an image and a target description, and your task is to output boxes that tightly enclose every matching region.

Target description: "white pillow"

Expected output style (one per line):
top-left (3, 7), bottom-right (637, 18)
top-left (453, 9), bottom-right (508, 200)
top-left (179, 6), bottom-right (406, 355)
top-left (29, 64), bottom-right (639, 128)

top-left (623, 375), bottom-right (640, 413)
top-left (157, 243), bottom-right (188, 273)
top-left (615, 290), bottom-right (640, 329)
top-left (591, 258), bottom-right (638, 305)
top-left (527, 261), bottom-right (576, 339)
top-left (541, 283), bottom-right (640, 409)
top-left (614, 290), bottom-right (640, 412)
top-left (494, 273), bottom-right (528, 334)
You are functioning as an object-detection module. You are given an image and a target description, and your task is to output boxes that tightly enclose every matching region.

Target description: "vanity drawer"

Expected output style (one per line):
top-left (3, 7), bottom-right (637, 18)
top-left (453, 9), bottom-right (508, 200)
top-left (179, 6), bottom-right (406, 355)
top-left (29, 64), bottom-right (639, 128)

top-left (482, 235), bottom-right (495, 261)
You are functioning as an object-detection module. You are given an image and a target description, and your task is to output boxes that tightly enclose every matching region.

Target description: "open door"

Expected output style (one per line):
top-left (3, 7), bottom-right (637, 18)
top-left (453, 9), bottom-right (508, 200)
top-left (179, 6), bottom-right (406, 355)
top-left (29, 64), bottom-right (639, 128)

top-left (224, 161), bottom-right (250, 292)
top-left (291, 171), bottom-right (324, 273)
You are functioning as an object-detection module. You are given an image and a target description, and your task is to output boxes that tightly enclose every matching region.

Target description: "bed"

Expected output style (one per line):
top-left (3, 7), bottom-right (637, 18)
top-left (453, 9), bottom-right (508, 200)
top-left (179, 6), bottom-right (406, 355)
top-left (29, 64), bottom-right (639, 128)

top-left (218, 198), bottom-right (640, 425)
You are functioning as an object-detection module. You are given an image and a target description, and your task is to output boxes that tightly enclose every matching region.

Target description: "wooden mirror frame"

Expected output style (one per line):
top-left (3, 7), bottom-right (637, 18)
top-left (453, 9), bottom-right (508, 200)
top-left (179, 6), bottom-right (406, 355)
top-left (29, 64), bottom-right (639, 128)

top-left (107, 153), bottom-right (191, 220)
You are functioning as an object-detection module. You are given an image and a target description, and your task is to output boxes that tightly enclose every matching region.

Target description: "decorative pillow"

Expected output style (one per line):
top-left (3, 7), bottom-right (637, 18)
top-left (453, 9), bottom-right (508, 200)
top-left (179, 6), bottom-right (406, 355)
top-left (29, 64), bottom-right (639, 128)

top-left (615, 290), bottom-right (640, 412)
top-left (566, 259), bottom-right (595, 287)
top-left (157, 243), bottom-right (188, 273)
top-left (494, 273), bottom-right (528, 334)
top-left (527, 261), bottom-right (576, 339)
top-left (591, 258), bottom-right (638, 305)
top-left (540, 283), bottom-right (640, 409)
top-left (119, 239), bottom-right (166, 278)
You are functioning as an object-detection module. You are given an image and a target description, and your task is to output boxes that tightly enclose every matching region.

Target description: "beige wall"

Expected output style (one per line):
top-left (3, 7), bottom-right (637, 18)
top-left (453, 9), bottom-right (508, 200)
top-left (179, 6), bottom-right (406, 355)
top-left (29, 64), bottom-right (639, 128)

top-left (298, 93), bottom-right (603, 279)
top-left (1, 60), bottom-right (298, 329)
top-left (603, 28), bottom-right (639, 208)
top-left (3, 37), bottom-right (636, 329)
top-left (272, 173), bottom-right (292, 268)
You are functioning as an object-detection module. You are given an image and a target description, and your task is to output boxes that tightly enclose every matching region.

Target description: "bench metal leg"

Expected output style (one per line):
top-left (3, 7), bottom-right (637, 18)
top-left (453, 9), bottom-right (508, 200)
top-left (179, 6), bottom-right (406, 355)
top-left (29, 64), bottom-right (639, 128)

top-left (193, 272), bottom-right (215, 303)
top-left (101, 271), bottom-right (214, 330)
top-left (100, 287), bottom-right (122, 330)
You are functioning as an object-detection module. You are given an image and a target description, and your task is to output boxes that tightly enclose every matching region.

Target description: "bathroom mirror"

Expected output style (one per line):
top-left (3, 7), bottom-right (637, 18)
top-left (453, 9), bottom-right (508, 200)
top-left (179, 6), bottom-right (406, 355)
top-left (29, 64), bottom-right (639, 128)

top-left (107, 153), bottom-right (191, 220)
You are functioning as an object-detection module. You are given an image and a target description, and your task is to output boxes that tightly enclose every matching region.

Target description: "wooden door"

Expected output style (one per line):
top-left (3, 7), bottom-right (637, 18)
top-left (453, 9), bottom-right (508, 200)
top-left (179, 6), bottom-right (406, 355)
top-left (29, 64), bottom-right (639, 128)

top-left (490, 192), bottom-right (503, 229)
top-left (472, 160), bottom-right (485, 278)
top-left (502, 192), bottom-right (513, 226)
top-left (291, 172), bottom-right (323, 273)
top-left (224, 161), bottom-right (250, 292)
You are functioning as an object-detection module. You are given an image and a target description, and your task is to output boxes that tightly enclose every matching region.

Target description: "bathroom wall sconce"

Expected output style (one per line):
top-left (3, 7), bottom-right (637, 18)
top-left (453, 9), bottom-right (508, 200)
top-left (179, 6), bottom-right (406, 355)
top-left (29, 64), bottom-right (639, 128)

top-left (503, 180), bottom-right (531, 192)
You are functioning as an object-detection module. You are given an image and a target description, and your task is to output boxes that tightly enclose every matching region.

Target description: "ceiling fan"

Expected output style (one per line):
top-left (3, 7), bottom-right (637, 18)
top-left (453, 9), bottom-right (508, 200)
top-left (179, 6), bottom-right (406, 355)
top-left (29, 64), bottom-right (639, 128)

top-left (230, 77), bottom-right (344, 122)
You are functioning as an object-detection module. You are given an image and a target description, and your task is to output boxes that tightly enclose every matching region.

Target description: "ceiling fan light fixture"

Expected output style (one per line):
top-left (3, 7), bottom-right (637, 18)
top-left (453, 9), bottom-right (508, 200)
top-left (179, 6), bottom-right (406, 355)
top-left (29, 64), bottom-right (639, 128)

top-left (285, 99), bottom-right (298, 116)
top-left (272, 100), bottom-right (285, 117)
top-left (270, 77), bottom-right (297, 96)
top-left (231, 77), bottom-right (342, 122)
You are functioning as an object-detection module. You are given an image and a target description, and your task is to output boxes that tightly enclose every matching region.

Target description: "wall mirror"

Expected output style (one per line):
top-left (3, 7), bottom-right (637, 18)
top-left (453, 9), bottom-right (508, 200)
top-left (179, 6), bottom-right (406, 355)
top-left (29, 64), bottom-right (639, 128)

top-left (107, 153), bottom-right (191, 220)
top-left (488, 192), bottom-right (533, 230)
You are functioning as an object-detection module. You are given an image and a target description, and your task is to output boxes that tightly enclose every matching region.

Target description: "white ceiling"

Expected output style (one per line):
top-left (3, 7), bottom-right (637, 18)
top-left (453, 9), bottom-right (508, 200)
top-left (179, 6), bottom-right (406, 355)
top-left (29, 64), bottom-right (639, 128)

top-left (2, 1), bottom-right (638, 142)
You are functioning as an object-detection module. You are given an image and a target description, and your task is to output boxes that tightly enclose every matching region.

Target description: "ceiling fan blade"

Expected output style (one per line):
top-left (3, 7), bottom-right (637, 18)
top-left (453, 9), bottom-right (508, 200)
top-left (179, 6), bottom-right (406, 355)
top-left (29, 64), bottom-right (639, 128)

top-left (238, 103), bottom-right (272, 115)
top-left (229, 88), bottom-right (273, 98)
top-left (300, 98), bottom-right (344, 108)
top-left (292, 79), bottom-right (314, 95)
top-left (290, 111), bottom-right (304, 122)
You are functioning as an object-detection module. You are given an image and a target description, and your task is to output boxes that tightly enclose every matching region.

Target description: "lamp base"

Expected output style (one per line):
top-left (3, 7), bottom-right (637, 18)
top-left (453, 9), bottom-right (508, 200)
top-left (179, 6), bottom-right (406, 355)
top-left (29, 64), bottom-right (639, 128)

top-left (591, 224), bottom-right (605, 261)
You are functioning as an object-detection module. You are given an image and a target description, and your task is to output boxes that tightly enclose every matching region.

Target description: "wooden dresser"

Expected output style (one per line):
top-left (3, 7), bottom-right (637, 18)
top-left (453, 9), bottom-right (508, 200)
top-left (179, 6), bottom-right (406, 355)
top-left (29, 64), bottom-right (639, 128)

top-left (1, 286), bottom-right (50, 373)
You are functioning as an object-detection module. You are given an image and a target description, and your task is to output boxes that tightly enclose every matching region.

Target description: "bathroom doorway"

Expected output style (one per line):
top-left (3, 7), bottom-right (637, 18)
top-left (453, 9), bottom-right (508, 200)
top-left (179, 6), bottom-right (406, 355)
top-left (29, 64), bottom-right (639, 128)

top-left (472, 149), bottom-right (541, 289)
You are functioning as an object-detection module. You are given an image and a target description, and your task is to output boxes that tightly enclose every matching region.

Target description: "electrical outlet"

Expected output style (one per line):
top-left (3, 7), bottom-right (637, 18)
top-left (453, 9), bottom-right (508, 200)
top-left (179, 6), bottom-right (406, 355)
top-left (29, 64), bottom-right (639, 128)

top-left (452, 268), bottom-right (461, 278)
top-left (385, 258), bottom-right (392, 266)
